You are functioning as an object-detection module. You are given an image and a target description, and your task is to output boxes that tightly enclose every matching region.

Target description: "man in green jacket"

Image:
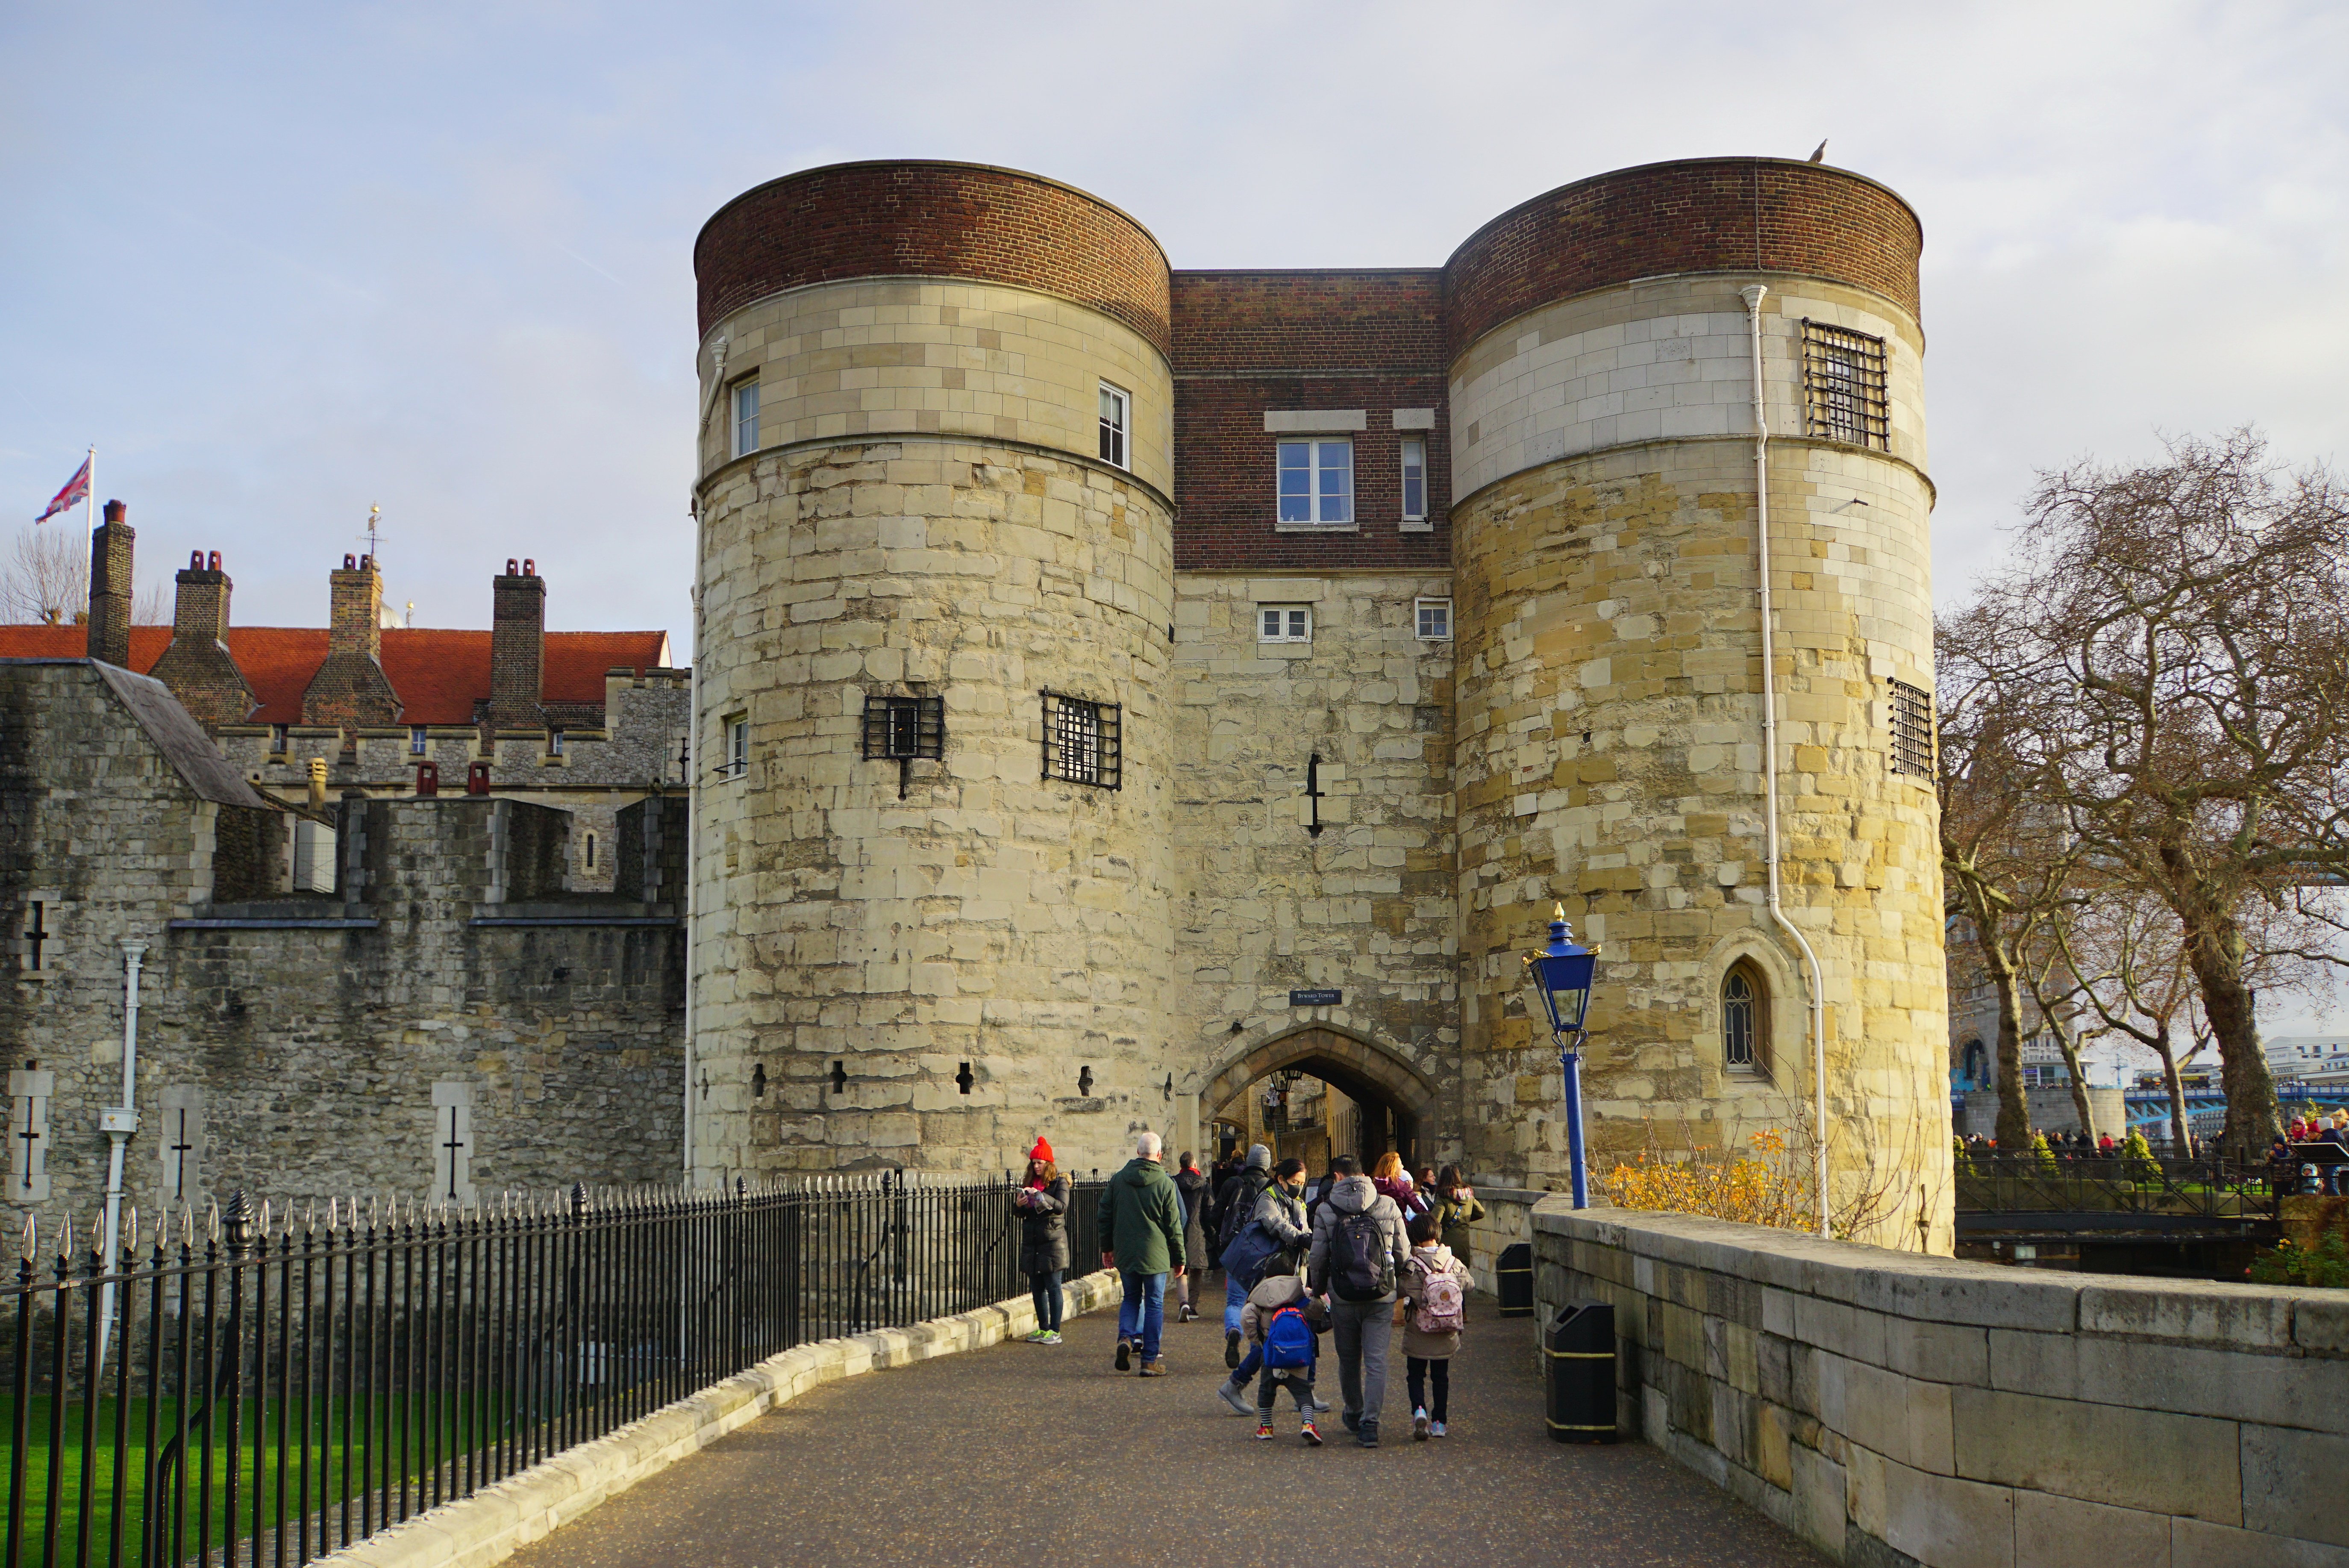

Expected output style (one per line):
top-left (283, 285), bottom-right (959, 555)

top-left (1096, 1132), bottom-right (1187, 1376)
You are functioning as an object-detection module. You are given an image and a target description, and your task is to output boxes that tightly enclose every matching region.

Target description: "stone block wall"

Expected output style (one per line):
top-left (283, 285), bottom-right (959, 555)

top-left (1534, 1200), bottom-right (2349, 1568)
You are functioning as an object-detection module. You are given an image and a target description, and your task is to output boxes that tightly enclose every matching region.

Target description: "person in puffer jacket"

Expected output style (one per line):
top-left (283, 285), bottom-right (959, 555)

top-left (1395, 1210), bottom-right (1473, 1439)
top-left (1238, 1266), bottom-right (1328, 1443)
top-left (1212, 1158), bottom-right (1325, 1419)
top-left (1305, 1155), bottom-right (1411, 1448)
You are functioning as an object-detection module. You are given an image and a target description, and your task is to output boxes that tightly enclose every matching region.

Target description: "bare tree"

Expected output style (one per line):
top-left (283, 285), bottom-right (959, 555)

top-left (1961, 431), bottom-right (2349, 1156)
top-left (0, 525), bottom-right (168, 626)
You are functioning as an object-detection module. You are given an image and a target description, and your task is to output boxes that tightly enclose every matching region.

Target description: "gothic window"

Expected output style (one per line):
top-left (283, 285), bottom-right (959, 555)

top-left (1041, 691), bottom-right (1120, 789)
top-left (1723, 962), bottom-right (1769, 1074)
top-left (1889, 679), bottom-right (1935, 778)
top-left (1800, 320), bottom-right (1889, 450)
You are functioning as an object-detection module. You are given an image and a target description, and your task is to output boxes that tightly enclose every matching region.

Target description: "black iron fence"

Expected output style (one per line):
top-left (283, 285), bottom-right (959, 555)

top-left (1953, 1153), bottom-right (2283, 1223)
top-left (3, 1173), bottom-right (1104, 1568)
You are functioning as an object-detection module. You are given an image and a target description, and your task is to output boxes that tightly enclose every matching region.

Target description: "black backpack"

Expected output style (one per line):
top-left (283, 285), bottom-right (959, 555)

top-left (1215, 1172), bottom-right (1268, 1256)
top-left (1329, 1207), bottom-right (1394, 1302)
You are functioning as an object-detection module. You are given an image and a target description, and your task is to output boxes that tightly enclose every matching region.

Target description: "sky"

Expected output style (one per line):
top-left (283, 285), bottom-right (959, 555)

top-left (5, 1), bottom-right (2346, 1033)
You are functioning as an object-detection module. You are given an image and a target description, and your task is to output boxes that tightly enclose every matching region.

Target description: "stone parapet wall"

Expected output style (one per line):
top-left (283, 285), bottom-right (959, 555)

top-left (1534, 1200), bottom-right (2349, 1568)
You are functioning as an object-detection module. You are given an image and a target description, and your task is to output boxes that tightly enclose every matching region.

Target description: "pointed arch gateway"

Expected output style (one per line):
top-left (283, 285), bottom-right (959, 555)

top-left (1202, 1025), bottom-right (1440, 1165)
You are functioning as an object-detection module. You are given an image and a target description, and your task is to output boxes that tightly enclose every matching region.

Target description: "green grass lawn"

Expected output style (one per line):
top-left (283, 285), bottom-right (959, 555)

top-left (1, 1391), bottom-right (531, 1564)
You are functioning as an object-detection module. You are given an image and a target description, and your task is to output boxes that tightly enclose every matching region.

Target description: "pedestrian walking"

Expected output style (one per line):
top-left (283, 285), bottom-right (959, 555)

top-left (1307, 1153), bottom-right (1410, 1448)
top-left (1397, 1210), bottom-right (1471, 1439)
top-left (1372, 1150), bottom-right (1429, 1221)
top-left (1430, 1164), bottom-right (1485, 1268)
top-left (1174, 1151), bottom-right (1211, 1322)
top-left (1213, 1156), bottom-right (1323, 1418)
top-left (1097, 1131), bottom-right (1187, 1376)
top-left (1213, 1144), bottom-right (1275, 1368)
top-left (1013, 1138), bottom-right (1070, 1344)
top-left (1238, 1253), bottom-right (1326, 1445)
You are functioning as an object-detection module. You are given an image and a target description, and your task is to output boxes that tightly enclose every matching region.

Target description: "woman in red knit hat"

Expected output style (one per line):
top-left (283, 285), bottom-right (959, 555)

top-left (1014, 1137), bottom-right (1071, 1344)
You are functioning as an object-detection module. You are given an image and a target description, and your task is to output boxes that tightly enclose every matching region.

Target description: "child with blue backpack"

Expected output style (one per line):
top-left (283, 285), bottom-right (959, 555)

top-left (1238, 1260), bottom-right (1327, 1444)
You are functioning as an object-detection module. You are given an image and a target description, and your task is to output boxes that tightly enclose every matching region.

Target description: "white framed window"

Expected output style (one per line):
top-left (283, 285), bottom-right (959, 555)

top-left (547, 728), bottom-right (565, 756)
top-left (1414, 598), bottom-right (1452, 641)
top-left (731, 378), bottom-right (761, 458)
top-left (1098, 382), bottom-right (1130, 470)
top-left (1258, 605), bottom-right (1312, 643)
top-left (1400, 438), bottom-right (1427, 522)
top-left (410, 726), bottom-right (429, 756)
top-left (269, 724), bottom-right (289, 756)
top-left (1277, 439), bottom-right (1352, 525)
top-left (725, 716), bottom-right (749, 780)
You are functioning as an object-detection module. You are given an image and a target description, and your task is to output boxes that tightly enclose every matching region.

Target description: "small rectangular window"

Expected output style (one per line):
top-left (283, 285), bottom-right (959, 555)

top-left (1400, 438), bottom-right (1427, 521)
top-left (1277, 438), bottom-right (1352, 525)
top-left (1098, 383), bottom-right (1130, 470)
top-left (1041, 690), bottom-right (1120, 789)
top-left (732, 377), bottom-right (761, 458)
top-left (270, 724), bottom-right (289, 755)
top-left (1889, 679), bottom-right (1934, 778)
top-left (726, 716), bottom-right (750, 779)
top-left (547, 728), bottom-right (564, 756)
top-left (1800, 321), bottom-right (1889, 450)
top-left (1415, 598), bottom-right (1452, 641)
top-left (861, 694), bottom-right (944, 760)
top-left (1257, 605), bottom-right (1311, 644)
top-left (410, 726), bottom-right (429, 756)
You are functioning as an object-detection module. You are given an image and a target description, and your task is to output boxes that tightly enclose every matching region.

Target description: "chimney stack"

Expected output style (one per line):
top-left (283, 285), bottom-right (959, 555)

top-left (85, 500), bottom-right (133, 668)
top-left (300, 553), bottom-right (402, 726)
top-left (148, 548), bottom-right (256, 731)
top-left (488, 558), bottom-right (546, 730)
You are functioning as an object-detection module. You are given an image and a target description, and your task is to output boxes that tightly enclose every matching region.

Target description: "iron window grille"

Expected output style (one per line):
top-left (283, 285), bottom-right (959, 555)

top-left (1800, 320), bottom-right (1890, 450)
top-left (1041, 690), bottom-right (1120, 789)
top-left (1889, 678), bottom-right (1935, 778)
top-left (863, 693), bottom-right (944, 798)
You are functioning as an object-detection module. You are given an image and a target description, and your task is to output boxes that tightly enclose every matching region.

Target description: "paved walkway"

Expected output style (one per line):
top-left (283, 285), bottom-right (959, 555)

top-left (507, 1287), bottom-right (1826, 1568)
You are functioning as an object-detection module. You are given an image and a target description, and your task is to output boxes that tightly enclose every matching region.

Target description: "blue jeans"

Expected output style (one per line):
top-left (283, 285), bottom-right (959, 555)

top-left (1117, 1271), bottom-right (1167, 1362)
top-left (1232, 1342), bottom-right (1263, 1389)
top-left (1029, 1269), bottom-right (1063, 1333)
top-left (1224, 1272), bottom-right (1248, 1334)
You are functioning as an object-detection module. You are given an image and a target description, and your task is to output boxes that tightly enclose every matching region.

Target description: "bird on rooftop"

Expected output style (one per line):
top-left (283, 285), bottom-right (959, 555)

top-left (1808, 139), bottom-right (1828, 163)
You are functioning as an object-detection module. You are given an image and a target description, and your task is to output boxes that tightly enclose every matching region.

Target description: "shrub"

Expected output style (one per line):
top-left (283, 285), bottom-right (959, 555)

top-left (2247, 1230), bottom-right (2349, 1289)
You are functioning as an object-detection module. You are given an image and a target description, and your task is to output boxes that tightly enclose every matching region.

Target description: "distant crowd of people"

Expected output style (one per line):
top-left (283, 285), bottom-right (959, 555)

top-left (1011, 1133), bottom-right (1487, 1448)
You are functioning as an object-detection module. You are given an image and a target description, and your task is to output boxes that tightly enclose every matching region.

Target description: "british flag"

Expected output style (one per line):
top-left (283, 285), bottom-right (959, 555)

top-left (34, 453), bottom-right (90, 524)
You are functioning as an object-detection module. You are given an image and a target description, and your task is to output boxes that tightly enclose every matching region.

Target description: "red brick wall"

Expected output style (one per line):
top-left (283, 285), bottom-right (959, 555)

top-left (1442, 158), bottom-right (1923, 361)
top-left (1172, 272), bottom-right (1450, 573)
top-left (694, 161), bottom-right (1173, 355)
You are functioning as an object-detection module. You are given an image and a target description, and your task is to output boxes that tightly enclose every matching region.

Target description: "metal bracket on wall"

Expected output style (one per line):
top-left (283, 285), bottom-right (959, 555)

top-left (1305, 752), bottom-right (1325, 837)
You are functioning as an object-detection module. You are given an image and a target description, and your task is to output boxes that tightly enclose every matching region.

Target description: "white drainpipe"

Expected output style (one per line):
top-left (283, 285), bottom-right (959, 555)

top-left (683, 334), bottom-right (723, 1185)
top-left (1740, 285), bottom-right (1832, 1239)
top-left (97, 938), bottom-right (147, 1368)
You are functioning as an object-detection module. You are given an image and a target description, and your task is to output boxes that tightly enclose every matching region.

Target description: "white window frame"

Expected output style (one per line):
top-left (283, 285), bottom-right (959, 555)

top-left (1414, 597), bottom-right (1452, 641)
top-left (547, 727), bottom-right (565, 757)
top-left (1098, 382), bottom-right (1130, 471)
top-left (1277, 438), bottom-right (1353, 526)
top-left (731, 377), bottom-right (760, 459)
top-left (725, 716), bottom-right (750, 780)
top-left (410, 725), bottom-right (429, 756)
top-left (1400, 437), bottom-right (1427, 522)
top-left (1257, 604), bottom-right (1312, 644)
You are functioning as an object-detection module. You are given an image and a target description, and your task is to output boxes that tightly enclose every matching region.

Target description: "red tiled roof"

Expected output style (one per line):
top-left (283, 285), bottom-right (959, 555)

top-left (0, 625), bottom-right (672, 726)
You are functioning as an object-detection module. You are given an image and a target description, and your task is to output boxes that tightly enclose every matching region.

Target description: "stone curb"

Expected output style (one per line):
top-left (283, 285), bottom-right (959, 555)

top-left (315, 1268), bottom-right (1125, 1568)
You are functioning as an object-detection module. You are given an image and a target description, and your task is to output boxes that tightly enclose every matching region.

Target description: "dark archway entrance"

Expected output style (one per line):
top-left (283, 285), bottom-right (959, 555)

top-left (1203, 1026), bottom-right (1438, 1170)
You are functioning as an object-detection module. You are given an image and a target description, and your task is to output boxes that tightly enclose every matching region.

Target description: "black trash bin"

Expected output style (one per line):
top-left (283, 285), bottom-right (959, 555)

top-left (1495, 1242), bottom-right (1534, 1317)
top-left (1546, 1300), bottom-right (1617, 1443)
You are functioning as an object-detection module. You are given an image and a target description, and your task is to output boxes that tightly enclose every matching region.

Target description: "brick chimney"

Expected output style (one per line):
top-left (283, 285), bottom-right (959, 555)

top-left (85, 500), bottom-right (133, 668)
top-left (149, 550), bottom-right (256, 731)
top-left (300, 553), bottom-right (402, 725)
top-left (488, 558), bottom-right (545, 730)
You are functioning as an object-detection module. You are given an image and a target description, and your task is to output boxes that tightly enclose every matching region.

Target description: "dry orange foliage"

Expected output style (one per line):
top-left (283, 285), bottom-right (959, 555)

top-left (1597, 1127), bottom-right (1811, 1233)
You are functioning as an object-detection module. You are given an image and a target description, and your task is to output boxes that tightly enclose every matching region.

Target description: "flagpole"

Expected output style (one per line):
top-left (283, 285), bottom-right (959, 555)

top-left (85, 445), bottom-right (95, 532)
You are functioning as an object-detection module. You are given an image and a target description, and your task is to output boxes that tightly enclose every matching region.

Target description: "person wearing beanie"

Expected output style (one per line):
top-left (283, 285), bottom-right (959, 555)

top-left (1013, 1137), bottom-right (1071, 1344)
top-left (1211, 1143), bottom-right (1276, 1368)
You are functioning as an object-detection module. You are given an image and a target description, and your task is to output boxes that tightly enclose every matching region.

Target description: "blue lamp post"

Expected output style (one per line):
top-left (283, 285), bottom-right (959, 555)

top-left (1523, 903), bottom-right (1601, 1208)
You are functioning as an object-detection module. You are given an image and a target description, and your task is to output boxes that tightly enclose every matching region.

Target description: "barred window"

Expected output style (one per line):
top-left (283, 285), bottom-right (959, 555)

top-left (1800, 320), bottom-right (1889, 450)
top-left (1889, 679), bottom-right (1934, 778)
top-left (861, 694), bottom-right (944, 760)
top-left (1041, 690), bottom-right (1120, 789)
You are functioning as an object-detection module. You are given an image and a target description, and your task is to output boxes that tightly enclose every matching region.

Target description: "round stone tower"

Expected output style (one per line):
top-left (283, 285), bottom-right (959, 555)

top-left (690, 162), bottom-right (1178, 1179)
top-left (1444, 159), bottom-right (1952, 1248)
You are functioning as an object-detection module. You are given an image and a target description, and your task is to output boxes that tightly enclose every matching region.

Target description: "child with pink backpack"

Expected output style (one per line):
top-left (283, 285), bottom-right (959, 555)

top-left (1396, 1210), bottom-right (1471, 1439)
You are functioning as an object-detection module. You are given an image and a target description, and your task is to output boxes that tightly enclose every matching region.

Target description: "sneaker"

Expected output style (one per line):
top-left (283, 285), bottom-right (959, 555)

top-left (1179, 1305), bottom-right (1199, 1323)
top-left (1215, 1380), bottom-right (1252, 1417)
top-left (1412, 1407), bottom-right (1430, 1442)
top-left (1254, 1421), bottom-right (1275, 1441)
top-left (1299, 1420), bottom-right (1323, 1446)
top-left (1114, 1339), bottom-right (1132, 1372)
top-left (1357, 1421), bottom-right (1380, 1450)
top-left (1429, 1421), bottom-right (1447, 1438)
top-left (1023, 1329), bottom-right (1050, 1343)
top-left (1225, 1331), bottom-right (1241, 1369)
top-left (1140, 1358), bottom-right (1169, 1377)
top-left (1308, 1392), bottom-right (1332, 1415)
top-left (1038, 1331), bottom-right (1063, 1345)
top-left (1340, 1410), bottom-right (1360, 1434)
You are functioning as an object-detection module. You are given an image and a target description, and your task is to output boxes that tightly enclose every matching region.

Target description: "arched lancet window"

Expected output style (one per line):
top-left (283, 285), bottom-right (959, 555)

top-left (1962, 1039), bottom-right (1986, 1088)
top-left (1723, 961), bottom-right (1770, 1073)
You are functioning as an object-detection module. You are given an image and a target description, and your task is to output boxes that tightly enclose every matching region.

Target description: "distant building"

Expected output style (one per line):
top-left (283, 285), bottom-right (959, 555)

top-left (2267, 1036), bottom-right (2349, 1086)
